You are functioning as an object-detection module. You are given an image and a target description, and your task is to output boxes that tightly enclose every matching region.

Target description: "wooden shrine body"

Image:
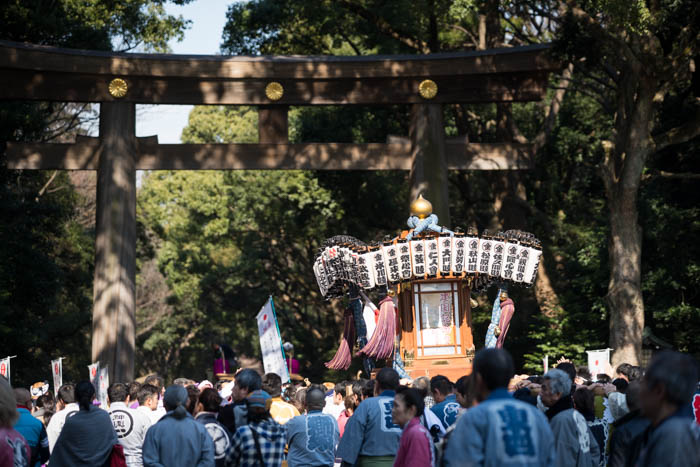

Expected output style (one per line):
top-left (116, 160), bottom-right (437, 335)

top-left (395, 231), bottom-right (474, 381)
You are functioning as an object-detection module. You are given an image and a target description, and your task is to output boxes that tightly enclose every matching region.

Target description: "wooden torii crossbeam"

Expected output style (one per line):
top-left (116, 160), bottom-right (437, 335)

top-left (0, 40), bottom-right (557, 381)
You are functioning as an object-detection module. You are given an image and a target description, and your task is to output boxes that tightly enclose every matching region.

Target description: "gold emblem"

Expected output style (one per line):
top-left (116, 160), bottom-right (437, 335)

top-left (108, 78), bottom-right (128, 98)
top-left (410, 194), bottom-right (433, 219)
top-left (418, 79), bottom-right (438, 99)
top-left (265, 82), bottom-right (284, 101)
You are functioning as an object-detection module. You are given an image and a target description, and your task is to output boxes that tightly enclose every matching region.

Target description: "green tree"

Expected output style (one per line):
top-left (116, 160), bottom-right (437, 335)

top-left (0, 0), bottom-right (192, 385)
top-left (217, 0), bottom-right (700, 372)
top-left (548, 0), bottom-right (700, 365)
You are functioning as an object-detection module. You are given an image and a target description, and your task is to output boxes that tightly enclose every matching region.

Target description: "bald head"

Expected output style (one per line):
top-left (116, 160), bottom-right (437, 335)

top-left (305, 386), bottom-right (326, 412)
top-left (14, 388), bottom-right (31, 407)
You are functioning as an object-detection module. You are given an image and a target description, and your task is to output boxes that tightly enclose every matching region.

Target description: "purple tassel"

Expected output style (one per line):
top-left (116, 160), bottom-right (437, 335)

top-left (325, 308), bottom-right (356, 370)
top-left (358, 297), bottom-right (396, 360)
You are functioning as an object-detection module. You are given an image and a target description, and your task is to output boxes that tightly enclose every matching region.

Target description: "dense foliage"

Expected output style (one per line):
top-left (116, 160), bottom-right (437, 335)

top-left (0, 0), bottom-right (192, 386)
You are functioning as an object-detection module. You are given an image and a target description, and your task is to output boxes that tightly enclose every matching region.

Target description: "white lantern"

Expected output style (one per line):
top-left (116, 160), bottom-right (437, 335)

top-left (322, 247), bottom-right (338, 287)
top-left (313, 257), bottom-right (329, 296)
top-left (488, 238), bottom-right (505, 279)
top-left (424, 237), bottom-right (439, 277)
top-left (477, 236), bottom-right (493, 275)
top-left (513, 244), bottom-right (529, 283)
top-left (523, 245), bottom-right (542, 284)
top-left (465, 235), bottom-right (479, 274)
top-left (438, 235), bottom-right (452, 275)
top-left (397, 240), bottom-right (412, 280)
top-left (410, 239), bottom-right (426, 279)
top-left (451, 234), bottom-right (466, 276)
top-left (382, 242), bottom-right (401, 284)
top-left (371, 247), bottom-right (388, 286)
top-left (501, 242), bottom-right (519, 281)
top-left (357, 250), bottom-right (376, 289)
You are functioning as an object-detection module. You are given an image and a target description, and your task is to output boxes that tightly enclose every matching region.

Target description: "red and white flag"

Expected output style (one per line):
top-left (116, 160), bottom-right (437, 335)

top-left (0, 357), bottom-right (10, 384)
top-left (51, 358), bottom-right (63, 394)
top-left (88, 362), bottom-right (100, 389)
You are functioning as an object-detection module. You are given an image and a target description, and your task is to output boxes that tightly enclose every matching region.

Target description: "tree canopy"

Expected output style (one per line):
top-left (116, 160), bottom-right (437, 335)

top-left (0, 0), bottom-right (697, 385)
top-left (0, 0), bottom-right (192, 385)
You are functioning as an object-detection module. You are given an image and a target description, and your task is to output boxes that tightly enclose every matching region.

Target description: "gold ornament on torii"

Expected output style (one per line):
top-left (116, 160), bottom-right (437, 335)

top-left (265, 82), bottom-right (284, 101)
top-left (418, 79), bottom-right (438, 99)
top-left (108, 78), bottom-right (128, 98)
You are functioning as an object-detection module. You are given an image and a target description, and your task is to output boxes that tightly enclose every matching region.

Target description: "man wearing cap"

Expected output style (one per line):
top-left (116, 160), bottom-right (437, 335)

top-left (336, 368), bottom-right (402, 467)
top-left (286, 385), bottom-right (339, 467)
top-left (142, 385), bottom-right (215, 467)
top-left (224, 389), bottom-right (286, 467)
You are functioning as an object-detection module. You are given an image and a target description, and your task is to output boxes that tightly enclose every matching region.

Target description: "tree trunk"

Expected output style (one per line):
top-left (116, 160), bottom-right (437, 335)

top-left (603, 70), bottom-right (656, 367)
top-left (606, 185), bottom-right (644, 366)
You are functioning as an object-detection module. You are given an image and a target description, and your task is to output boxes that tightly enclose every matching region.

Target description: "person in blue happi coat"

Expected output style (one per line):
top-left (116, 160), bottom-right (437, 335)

top-left (430, 376), bottom-right (461, 429)
top-left (286, 385), bottom-right (339, 467)
top-left (13, 388), bottom-right (49, 467)
top-left (336, 368), bottom-right (402, 467)
top-left (442, 348), bottom-right (556, 467)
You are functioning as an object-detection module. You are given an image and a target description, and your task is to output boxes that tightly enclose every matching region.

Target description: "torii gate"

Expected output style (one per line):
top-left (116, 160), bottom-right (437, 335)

top-left (0, 40), bottom-right (557, 381)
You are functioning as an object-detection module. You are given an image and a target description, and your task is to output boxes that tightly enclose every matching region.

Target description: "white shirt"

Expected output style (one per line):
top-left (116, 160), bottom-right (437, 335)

top-left (149, 406), bottom-right (166, 424)
top-left (363, 302), bottom-right (377, 340)
top-left (322, 395), bottom-right (345, 420)
top-left (421, 407), bottom-right (447, 437)
top-left (109, 402), bottom-right (153, 467)
top-left (46, 402), bottom-right (79, 452)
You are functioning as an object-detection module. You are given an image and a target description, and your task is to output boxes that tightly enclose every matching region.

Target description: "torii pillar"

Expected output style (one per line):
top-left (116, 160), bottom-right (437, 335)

top-left (410, 103), bottom-right (450, 226)
top-left (91, 102), bottom-right (136, 382)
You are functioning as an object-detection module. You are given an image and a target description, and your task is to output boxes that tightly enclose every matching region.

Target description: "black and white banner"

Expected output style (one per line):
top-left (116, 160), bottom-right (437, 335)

top-left (313, 233), bottom-right (542, 297)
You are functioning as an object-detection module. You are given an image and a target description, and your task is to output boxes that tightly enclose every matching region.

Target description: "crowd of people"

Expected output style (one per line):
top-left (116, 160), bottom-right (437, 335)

top-left (0, 349), bottom-right (698, 466)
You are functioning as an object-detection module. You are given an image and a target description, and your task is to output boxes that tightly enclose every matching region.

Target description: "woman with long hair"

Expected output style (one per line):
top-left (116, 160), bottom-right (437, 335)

top-left (0, 376), bottom-right (31, 466)
top-left (50, 381), bottom-right (117, 466)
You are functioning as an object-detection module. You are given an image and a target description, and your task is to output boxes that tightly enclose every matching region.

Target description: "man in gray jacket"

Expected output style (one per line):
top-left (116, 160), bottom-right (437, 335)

top-left (636, 351), bottom-right (700, 467)
top-left (142, 385), bottom-right (215, 467)
top-left (541, 369), bottom-right (599, 467)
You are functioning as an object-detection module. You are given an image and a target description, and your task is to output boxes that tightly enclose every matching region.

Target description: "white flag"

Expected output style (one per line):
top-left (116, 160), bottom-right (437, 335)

top-left (98, 365), bottom-right (109, 408)
top-left (586, 349), bottom-right (612, 379)
top-left (0, 357), bottom-right (10, 384)
top-left (88, 362), bottom-right (100, 393)
top-left (51, 359), bottom-right (63, 395)
top-left (256, 297), bottom-right (290, 383)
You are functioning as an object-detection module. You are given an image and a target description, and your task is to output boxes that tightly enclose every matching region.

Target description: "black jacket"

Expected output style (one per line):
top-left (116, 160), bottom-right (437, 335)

top-left (608, 410), bottom-right (649, 467)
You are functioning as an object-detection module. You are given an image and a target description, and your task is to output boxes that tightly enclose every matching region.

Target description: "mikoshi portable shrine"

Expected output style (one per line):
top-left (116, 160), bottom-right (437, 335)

top-left (315, 196), bottom-right (541, 380)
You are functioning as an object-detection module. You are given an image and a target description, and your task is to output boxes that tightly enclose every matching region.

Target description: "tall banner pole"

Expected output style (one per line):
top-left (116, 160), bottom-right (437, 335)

top-left (256, 296), bottom-right (290, 383)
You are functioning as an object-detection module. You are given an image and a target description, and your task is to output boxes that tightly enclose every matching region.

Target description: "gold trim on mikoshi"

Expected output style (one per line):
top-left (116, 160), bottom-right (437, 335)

top-left (265, 82), bottom-right (284, 101)
top-left (410, 194), bottom-right (433, 219)
top-left (418, 79), bottom-right (438, 99)
top-left (108, 78), bottom-right (128, 98)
